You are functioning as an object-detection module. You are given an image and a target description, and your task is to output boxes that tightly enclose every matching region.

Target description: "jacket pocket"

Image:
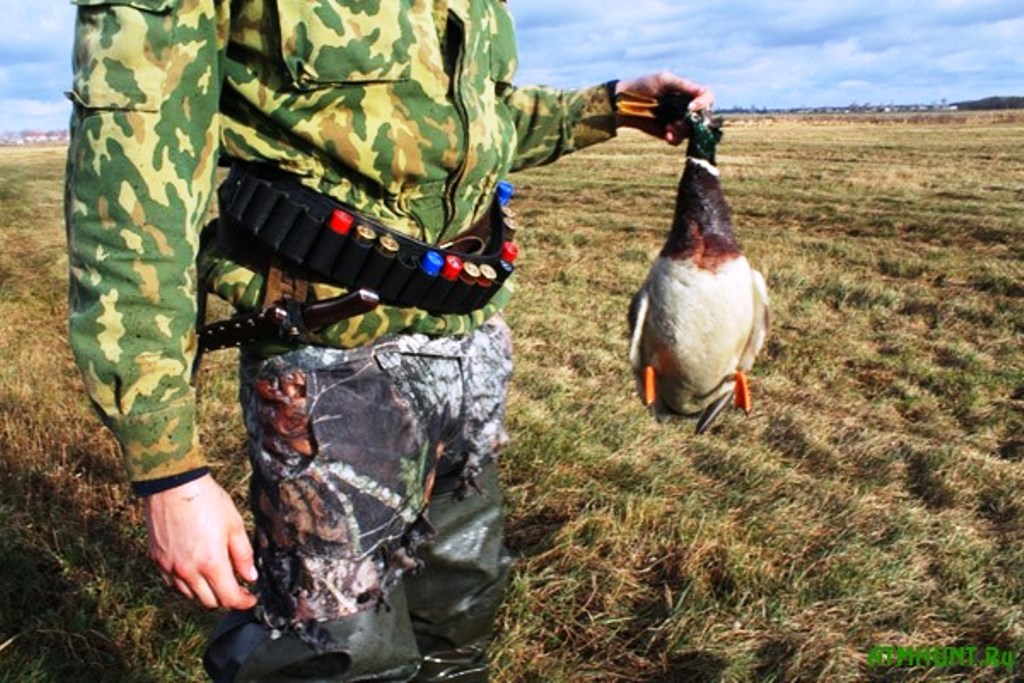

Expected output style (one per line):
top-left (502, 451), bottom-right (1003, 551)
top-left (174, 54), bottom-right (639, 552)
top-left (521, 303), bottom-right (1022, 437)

top-left (275, 1), bottom-right (414, 89)
top-left (70, 0), bottom-right (179, 111)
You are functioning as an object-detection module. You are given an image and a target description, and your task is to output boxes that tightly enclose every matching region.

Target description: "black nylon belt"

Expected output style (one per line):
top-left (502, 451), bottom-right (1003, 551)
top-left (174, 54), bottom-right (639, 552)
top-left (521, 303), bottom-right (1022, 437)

top-left (217, 164), bottom-right (515, 316)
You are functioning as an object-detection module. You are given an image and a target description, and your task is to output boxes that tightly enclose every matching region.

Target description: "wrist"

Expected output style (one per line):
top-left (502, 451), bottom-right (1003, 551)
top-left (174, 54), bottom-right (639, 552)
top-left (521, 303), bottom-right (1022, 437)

top-left (132, 467), bottom-right (211, 497)
top-left (606, 80), bottom-right (621, 131)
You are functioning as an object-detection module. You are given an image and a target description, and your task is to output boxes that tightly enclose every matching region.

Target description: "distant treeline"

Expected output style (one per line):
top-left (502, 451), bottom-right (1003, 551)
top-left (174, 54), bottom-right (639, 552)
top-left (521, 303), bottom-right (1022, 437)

top-left (953, 96), bottom-right (1024, 110)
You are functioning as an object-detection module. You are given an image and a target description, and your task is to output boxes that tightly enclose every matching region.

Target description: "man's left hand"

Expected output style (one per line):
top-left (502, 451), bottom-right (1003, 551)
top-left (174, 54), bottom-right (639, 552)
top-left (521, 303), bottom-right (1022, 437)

top-left (615, 72), bottom-right (715, 145)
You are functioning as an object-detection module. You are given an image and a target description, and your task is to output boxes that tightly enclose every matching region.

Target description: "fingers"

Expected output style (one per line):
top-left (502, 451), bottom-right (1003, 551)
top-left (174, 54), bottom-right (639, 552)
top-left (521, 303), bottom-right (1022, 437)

top-left (665, 124), bottom-right (686, 146)
top-left (229, 524), bottom-right (259, 584)
top-left (172, 576), bottom-right (196, 602)
top-left (205, 558), bottom-right (258, 610)
top-left (688, 85), bottom-right (715, 113)
top-left (183, 523), bottom-right (257, 609)
top-left (192, 565), bottom-right (226, 610)
top-left (224, 525), bottom-right (259, 610)
top-left (160, 569), bottom-right (195, 601)
top-left (162, 566), bottom-right (214, 609)
top-left (619, 71), bottom-right (715, 112)
top-left (185, 573), bottom-right (220, 609)
top-left (666, 76), bottom-right (714, 112)
top-left (160, 557), bottom-right (257, 609)
top-left (651, 72), bottom-right (713, 109)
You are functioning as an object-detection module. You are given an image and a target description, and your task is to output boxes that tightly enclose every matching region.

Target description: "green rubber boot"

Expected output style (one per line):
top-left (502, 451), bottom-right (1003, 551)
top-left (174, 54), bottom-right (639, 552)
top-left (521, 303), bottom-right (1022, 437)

top-left (406, 465), bottom-right (512, 683)
top-left (228, 586), bottom-right (421, 682)
top-left (205, 464), bottom-right (510, 682)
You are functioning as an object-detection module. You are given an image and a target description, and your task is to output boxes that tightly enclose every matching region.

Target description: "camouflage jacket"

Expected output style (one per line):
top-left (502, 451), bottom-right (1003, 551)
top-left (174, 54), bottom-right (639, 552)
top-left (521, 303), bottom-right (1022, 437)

top-left (65, 0), bottom-right (618, 485)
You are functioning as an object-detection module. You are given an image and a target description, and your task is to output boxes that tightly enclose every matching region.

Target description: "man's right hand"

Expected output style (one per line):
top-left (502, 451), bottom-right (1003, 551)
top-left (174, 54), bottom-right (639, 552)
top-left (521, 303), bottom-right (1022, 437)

top-left (143, 473), bottom-right (258, 610)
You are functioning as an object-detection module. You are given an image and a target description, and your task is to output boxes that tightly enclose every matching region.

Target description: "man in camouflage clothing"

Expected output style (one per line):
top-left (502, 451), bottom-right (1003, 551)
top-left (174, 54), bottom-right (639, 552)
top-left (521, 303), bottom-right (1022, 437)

top-left (65, 0), bottom-right (713, 680)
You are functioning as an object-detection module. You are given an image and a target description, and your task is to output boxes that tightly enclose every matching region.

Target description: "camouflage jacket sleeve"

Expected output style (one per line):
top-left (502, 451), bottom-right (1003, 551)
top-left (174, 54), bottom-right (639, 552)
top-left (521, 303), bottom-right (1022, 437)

top-left (503, 82), bottom-right (618, 172)
top-left (486, 0), bottom-right (617, 172)
top-left (65, 0), bottom-right (226, 485)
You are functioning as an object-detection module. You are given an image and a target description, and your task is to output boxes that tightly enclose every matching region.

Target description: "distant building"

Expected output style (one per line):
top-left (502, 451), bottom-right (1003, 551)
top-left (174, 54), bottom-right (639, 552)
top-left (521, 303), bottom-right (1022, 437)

top-left (0, 130), bottom-right (70, 146)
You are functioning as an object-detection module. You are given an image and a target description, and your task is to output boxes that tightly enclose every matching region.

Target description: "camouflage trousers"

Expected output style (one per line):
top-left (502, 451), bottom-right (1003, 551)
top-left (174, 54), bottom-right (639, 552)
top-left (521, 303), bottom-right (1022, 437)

top-left (213, 318), bottom-right (514, 682)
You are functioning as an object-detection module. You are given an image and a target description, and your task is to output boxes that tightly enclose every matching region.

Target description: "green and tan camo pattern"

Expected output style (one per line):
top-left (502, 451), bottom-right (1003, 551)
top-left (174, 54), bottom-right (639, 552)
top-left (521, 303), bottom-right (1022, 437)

top-left (66, 0), bottom-right (617, 483)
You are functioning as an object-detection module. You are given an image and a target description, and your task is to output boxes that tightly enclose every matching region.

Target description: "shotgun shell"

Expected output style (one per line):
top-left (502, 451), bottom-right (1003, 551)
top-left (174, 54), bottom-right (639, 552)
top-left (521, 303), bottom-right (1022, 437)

top-left (328, 208), bottom-right (356, 236)
top-left (354, 224), bottom-right (376, 246)
top-left (440, 261), bottom-right (480, 311)
top-left (381, 251), bottom-right (420, 305)
top-left (357, 233), bottom-right (400, 289)
top-left (502, 216), bottom-right (518, 240)
top-left (377, 234), bottom-right (399, 257)
top-left (332, 223), bottom-right (377, 282)
top-left (420, 254), bottom-right (463, 311)
top-left (440, 254), bottom-right (464, 281)
top-left (468, 263), bottom-right (498, 309)
top-left (478, 263), bottom-right (497, 285)
top-left (421, 250), bottom-right (444, 276)
top-left (500, 241), bottom-right (519, 263)
top-left (496, 180), bottom-right (515, 206)
top-left (492, 258), bottom-right (514, 288)
top-left (460, 261), bottom-right (481, 285)
top-left (398, 250), bottom-right (444, 309)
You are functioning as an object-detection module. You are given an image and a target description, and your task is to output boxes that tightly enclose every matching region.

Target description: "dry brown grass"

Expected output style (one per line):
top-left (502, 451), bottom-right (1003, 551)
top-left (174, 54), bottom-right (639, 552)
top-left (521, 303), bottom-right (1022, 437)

top-left (494, 111), bottom-right (1024, 681)
top-left (1, 112), bottom-right (1022, 681)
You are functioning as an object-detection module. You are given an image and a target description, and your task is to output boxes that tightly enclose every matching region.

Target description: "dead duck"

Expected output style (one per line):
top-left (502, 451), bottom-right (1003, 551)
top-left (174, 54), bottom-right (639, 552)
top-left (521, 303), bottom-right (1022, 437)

top-left (627, 112), bottom-right (770, 433)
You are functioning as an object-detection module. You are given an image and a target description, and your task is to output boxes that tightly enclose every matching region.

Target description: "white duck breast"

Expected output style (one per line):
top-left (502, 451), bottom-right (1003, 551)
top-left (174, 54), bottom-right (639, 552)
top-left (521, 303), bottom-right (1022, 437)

top-left (628, 155), bottom-right (770, 433)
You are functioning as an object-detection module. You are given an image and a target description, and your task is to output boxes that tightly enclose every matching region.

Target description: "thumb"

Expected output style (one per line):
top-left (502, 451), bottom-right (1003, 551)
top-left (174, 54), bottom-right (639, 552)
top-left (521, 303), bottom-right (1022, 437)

top-left (228, 525), bottom-right (258, 583)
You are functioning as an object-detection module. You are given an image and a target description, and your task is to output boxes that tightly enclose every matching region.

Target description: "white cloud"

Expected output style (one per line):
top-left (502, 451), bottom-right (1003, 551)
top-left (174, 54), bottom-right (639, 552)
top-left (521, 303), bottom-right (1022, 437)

top-left (0, 1), bottom-right (1020, 129)
top-left (0, 2), bottom-right (74, 130)
top-left (0, 98), bottom-right (70, 134)
top-left (512, 0), bottom-right (1024, 108)
top-left (0, 4), bottom-right (74, 63)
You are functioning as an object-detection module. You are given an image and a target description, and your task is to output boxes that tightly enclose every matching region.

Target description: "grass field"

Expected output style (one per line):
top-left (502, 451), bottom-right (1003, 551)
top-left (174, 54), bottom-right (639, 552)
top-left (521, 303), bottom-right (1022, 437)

top-left (1, 111), bottom-right (1022, 682)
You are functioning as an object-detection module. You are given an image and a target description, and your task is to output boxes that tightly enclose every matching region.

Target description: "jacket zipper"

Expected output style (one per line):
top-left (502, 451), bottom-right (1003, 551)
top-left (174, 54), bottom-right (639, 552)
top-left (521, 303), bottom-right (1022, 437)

top-left (438, 13), bottom-right (470, 245)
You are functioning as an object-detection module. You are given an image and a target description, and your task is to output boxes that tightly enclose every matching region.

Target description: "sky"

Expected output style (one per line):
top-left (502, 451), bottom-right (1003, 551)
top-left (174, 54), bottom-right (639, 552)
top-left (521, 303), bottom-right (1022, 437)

top-left (1, 1), bottom-right (1022, 133)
